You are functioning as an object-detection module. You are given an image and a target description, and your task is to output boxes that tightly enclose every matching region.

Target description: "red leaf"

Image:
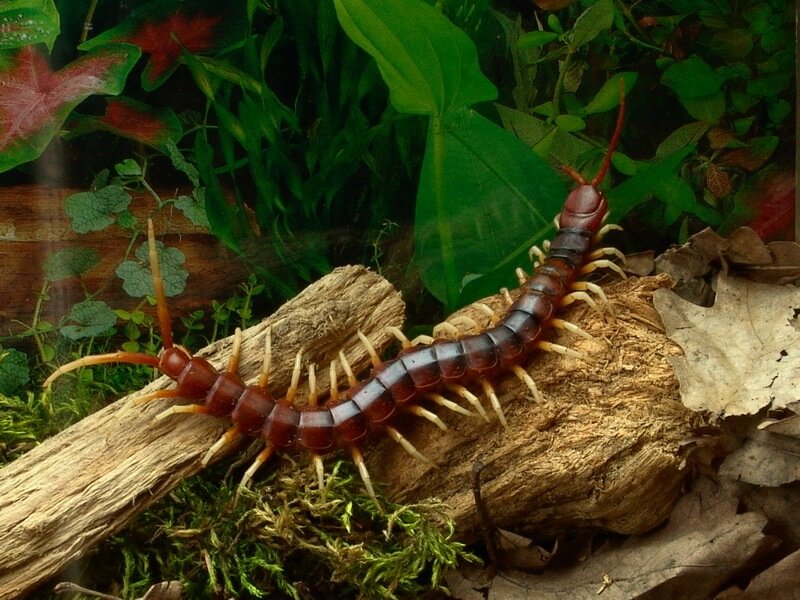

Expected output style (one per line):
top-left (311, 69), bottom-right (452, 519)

top-left (744, 170), bottom-right (795, 242)
top-left (80, 3), bottom-right (228, 91)
top-left (0, 44), bottom-right (141, 172)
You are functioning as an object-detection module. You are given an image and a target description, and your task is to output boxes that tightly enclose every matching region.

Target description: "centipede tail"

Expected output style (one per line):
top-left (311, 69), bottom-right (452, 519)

top-left (46, 96), bottom-right (627, 502)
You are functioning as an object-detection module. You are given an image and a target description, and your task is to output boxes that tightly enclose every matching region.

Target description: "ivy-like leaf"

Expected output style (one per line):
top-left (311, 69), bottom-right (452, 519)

top-left (0, 44), bottom-right (141, 172)
top-left (43, 247), bottom-right (100, 281)
top-left (333, 0), bottom-right (497, 116)
top-left (115, 240), bottom-right (188, 298)
top-left (0, 347), bottom-right (30, 396)
top-left (60, 300), bottom-right (117, 340)
top-left (174, 191), bottom-right (209, 228)
top-left (65, 184), bottom-right (132, 233)
top-left (569, 0), bottom-right (615, 50)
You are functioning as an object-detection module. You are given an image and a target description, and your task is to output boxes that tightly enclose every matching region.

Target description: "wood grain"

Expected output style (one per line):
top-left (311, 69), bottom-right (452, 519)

top-left (0, 265), bottom-right (405, 599)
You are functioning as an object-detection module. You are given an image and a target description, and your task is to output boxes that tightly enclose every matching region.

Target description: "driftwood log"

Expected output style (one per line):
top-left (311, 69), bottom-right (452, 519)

top-left (0, 266), bottom-right (404, 599)
top-left (369, 274), bottom-right (701, 540)
top-left (0, 269), bottom-right (699, 598)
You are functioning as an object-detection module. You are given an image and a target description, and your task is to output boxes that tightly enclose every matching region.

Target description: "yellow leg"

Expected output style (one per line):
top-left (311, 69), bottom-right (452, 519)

top-left (406, 404), bottom-right (447, 431)
top-left (357, 330), bottom-right (381, 367)
top-left (426, 392), bottom-right (474, 417)
top-left (202, 426), bottom-right (241, 466)
top-left (131, 389), bottom-right (184, 406)
top-left (239, 445), bottom-right (275, 491)
top-left (155, 403), bottom-right (208, 421)
top-left (480, 378), bottom-right (507, 429)
top-left (446, 384), bottom-right (488, 421)
top-left (386, 426), bottom-right (434, 467)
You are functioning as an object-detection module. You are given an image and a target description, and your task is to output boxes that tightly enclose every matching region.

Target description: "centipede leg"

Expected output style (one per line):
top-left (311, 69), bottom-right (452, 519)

top-left (433, 320), bottom-right (464, 338)
top-left (516, 267), bottom-right (528, 286)
top-left (446, 383), bottom-right (489, 421)
top-left (560, 290), bottom-right (600, 312)
top-left (479, 378), bottom-right (508, 429)
top-left (357, 331), bottom-right (381, 367)
top-left (239, 444), bottom-right (275, 491)
top-left (284, 349), bottom-right (304, 405)
top-left (386, 426), bottom-right (435, 467)
top-left (500, 288), bottom-right (514, 306)
top-left (351, 447), bottom-right (380, 506)
top-left (587, 246), bottom-right (626, 263)
top-left (312, 454), bottom-right (325, 491)
top-left (537, 340), bottom-right (591, 362)
top-left (595, 223), bottom-right (624, 242)
top-left (426, 392), bottom-right (475, 417)
top-left (338, 350), bottom-right (358, 386)
top-left (580, 258), bottom-right (627, 280)
top-left (202, 426), bottom-right (241, 466)
top-left (257, 327), bottom-right (272, 388)
top-left (473, 302), bottom-right (499, 324)
top-left (528, 245), bottom-right (546, 268)
top-left (406, 404), bottom-right (448, 431)
top-left (550, 318), bottom-right (594, 341)
top-left (511, 365), bottom-right (544, 403)
top-left (571, 281), bottom-right (611, 309)
top-left (131, 388), bottom-right (185, 406)
top-left (155, 403), bottom-right (208, 421)
top-left (386, 326), bottom-right (412, 349)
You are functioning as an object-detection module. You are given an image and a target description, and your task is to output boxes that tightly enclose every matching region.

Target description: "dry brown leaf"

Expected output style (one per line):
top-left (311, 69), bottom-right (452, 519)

top-left (714, 549), bottom-right (800, 599)
top-left (484, 478), bottom-right (773, 600)
top-left (653, 274), bottom-right (800, 417)
top-left (719, 426), bottom-right (800, 486)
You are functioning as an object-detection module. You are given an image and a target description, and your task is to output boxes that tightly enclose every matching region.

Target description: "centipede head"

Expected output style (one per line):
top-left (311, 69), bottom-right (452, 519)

top-left (158, 345), bottom-right (193, 378)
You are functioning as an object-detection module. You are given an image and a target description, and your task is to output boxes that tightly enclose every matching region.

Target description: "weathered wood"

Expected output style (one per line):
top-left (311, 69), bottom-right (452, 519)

top-left (369, 275), bottom-right (701, 541)
top-left (0, 184), bottom-right (249, 335)
top-left (0, 265), bottom-right (405, 600)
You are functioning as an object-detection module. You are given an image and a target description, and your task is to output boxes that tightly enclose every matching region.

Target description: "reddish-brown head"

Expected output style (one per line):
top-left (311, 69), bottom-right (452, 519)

top-left (558, 185), bottom-right (608, 232)
top-left (158, 346), bottom-right (192, 379)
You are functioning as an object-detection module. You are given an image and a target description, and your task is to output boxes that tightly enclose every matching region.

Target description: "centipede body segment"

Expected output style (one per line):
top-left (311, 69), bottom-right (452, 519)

top-left (45, 98), bottom-right (628, 502)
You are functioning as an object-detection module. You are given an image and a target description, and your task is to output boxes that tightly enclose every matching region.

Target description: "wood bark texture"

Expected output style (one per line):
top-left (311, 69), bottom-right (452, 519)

top-left (0, 265), bottom-right (405, 600)
top-left (369, 274), bottom-right (702, 541)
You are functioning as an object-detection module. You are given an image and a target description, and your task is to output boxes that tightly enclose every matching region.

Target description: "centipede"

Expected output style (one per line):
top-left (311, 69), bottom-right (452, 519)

top-left (45, 98), bottom-right (627, 502)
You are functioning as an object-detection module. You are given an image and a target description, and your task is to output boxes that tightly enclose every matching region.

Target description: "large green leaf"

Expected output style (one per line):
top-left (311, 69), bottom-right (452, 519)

top-left (415, 109), bottom-right (567, 308)
top-left (0, 0), bottom-right (59, 50)
top-left (333, 0), bottom-right (496, 116)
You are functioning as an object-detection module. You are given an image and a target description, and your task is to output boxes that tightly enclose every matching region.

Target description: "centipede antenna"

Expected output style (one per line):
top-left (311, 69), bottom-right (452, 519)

top-left (550, 318), bottom-right (594, 341)
top-left (338, 350), bottom-right (357, 386)
top-left (44, 351), bottom-right (161, 388)
top-left (239, 445), bottom-right (274, 491)
top-left (480, 378), bottom-right (508, 429)
top-left (130, 388), bottom-right (184, 406)
top-left (386, 426), bottom-right (434, 467)
top-left (511, 365), bottom-right (544, 403)
top-left (581, 258), bottom-right (628, 280)
top-left (357, 330), bottom-right (381, 368)
top-left (227, 328), bottom-right (243, 374)
top-left (257, 327), bottom-right (272, 388)
top-left (561, 164), bottom-right (587, 185)
top-left (426, 392), bottom-right (475, 417)
top-left (592, 85), bottom-right (626, 187)
top-left (447, 383), bottom-right (489, 421)
top-left (307, 363), bottom-right (318, 407)
top-left (386, 325), bottom-right (412, 349)
top-left (515, 267), bottom-right (528, 286)
top-left (538, 340), bottom-right (591, 362)
top-left (329, 359), bottom-right (340, 403)
top-left (407, 404), bottom-right (448, 431)
top-left (432, 321), bottom-right (461, 338)
top-left (285, 350), bottom-right (304, 405)
top-left (155, 403), bottom-right (207, 421)
top-left (312, 454), bottom-right (325, 491)
top-left (202, 426), bottom-right (241, 466)
top-left (147, 219), bottom-right (174, 351)
top-left (350, 447), bottom-right (380, 506)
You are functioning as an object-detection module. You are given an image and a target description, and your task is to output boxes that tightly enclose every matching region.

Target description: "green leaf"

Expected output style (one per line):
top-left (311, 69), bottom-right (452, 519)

top-left (554, 114), bottom-right (585, 132)
top-left (581, 72), bottom-right (638, 115)
top-left (681, 92), bottom-right (725, 123)
top-left (0, 347), bottom-right (30, 396)
top-left (43, 247), bottom-right (100, 281)
top-left (60, 300), bottom-right (117, 340)
top-left (517, 30), bottom-right (559, 50)
top-left (767, 98), bottom-right (791, 124)
top-left (116, 240), bottom-right (188, 298)
top-left (0, 1), bottom-right (60, 50)
top-left (654, 174), bottom-right (720, 226)
top-left (661, 56), bottom-right (727, 99)
top-left (415, 109), bottom-right (566, 308)
top-left (655, 122), bottom-right (709, 158)
top-left (569, 0), bottom-right (614, 50)
top-left (65, 185), bottom-right (132, 233)
top-left (174, 191), bottom-right (210, 227)
top-left (115, 158), bottom-right (142, 177)
top-left (607, 145), bottom-right (695, 220)
top-left (333, 0), bottom-right (497, 116)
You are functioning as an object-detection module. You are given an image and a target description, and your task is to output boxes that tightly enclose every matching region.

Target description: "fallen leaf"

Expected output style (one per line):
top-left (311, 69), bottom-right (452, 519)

top-left (714, 548), bottom-right (800, 599)
top-left (653, 274), bottom-right (800, 417)
top-left (486, 478), bottom-right (774, 599)
top-left (719, 426), bottom-right (800, 486)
